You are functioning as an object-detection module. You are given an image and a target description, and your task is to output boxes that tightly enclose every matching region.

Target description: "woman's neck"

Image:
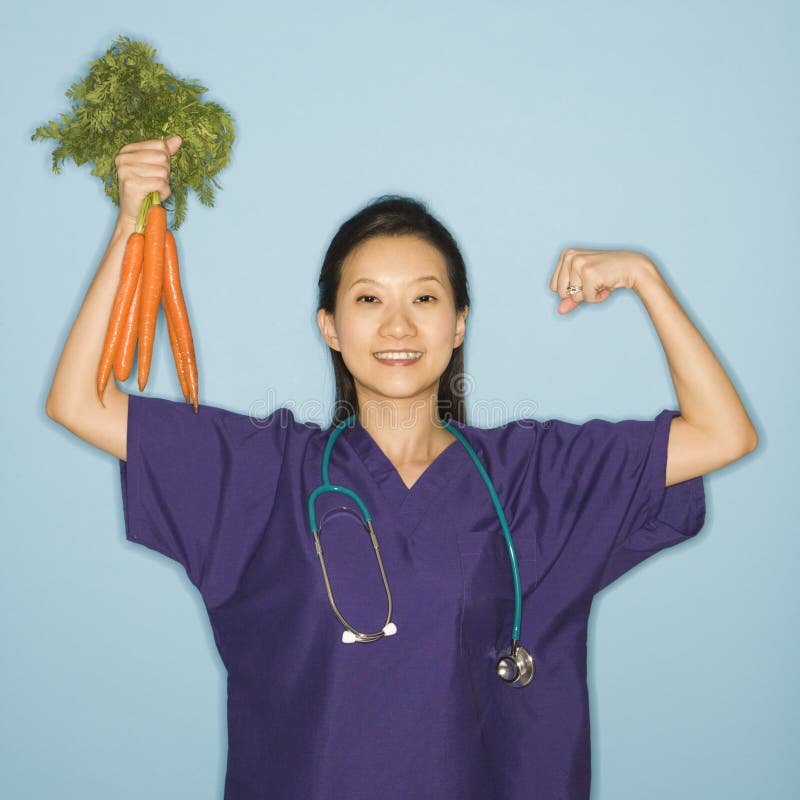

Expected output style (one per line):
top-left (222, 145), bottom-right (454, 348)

top-left (357, 397), bottom-right (454, 467)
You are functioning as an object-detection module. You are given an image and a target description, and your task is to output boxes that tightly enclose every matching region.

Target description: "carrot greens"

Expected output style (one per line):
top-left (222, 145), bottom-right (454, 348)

top-left (32, 35), bottom-right (235, 229)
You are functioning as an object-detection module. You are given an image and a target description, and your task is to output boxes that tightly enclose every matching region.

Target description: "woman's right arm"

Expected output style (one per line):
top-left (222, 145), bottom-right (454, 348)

top-left (45, 136), bottom-right (182, 462)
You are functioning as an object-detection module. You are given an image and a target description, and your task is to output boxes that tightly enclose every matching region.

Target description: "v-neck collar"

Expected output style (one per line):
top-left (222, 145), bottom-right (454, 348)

top-left (340, 416), bottom-right (477, 515)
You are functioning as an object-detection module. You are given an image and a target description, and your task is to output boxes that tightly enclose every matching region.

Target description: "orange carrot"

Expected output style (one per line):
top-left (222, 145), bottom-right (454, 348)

top-left (114, 270), bottom-right (142, 382)
top-left (163, 288), bottom-right (191, 404)
top-left (162, 229), bottom-right (199, 413)
top-left (96, 231), bottom-right (144, 405)
top-left (137, 201), bottom-right (167, 391)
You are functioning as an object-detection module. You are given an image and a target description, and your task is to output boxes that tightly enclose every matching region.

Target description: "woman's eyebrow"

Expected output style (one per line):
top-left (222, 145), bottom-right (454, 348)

top-left (348, 275), bottom-right (444, 290)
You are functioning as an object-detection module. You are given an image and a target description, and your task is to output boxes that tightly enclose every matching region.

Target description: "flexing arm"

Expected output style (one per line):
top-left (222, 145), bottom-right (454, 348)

top-left (549, 248), bottom-right (759, 487)
top-left (631, 260), bottom-right (758, 486)
top-left (45, 136), bottom-right (182, 461)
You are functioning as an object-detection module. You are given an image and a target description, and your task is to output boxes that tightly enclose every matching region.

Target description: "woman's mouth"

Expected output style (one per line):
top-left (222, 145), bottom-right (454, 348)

top-left (373, 350), bottom-right (423, 366)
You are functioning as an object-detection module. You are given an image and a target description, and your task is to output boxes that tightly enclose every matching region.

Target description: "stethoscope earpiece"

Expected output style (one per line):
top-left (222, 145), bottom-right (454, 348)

top-left (341, 622), bottom-right (397, 644)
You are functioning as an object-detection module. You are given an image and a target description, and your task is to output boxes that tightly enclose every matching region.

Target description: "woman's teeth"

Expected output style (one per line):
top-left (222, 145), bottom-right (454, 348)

top-left (374, 352), bottom-right (422, 361)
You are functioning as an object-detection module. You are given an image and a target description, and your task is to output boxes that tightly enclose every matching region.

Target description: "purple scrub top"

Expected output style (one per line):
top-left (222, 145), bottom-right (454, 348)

top-left (119, 393), bottom-right (706, 799)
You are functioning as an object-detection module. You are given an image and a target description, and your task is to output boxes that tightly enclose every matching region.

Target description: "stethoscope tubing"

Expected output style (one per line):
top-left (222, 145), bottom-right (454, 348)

top-left (440, 419), bottom-right (523, 642)
top-left (307, 413), bottom-right (534, 686)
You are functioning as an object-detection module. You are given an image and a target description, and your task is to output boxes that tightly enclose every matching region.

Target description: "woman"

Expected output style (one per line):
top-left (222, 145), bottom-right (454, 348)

top-left (46, 137), bottom-right (758, 799)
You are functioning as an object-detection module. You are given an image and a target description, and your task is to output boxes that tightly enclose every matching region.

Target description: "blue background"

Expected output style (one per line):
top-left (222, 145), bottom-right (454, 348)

top-left (1, 1), bottom-right (792, 797)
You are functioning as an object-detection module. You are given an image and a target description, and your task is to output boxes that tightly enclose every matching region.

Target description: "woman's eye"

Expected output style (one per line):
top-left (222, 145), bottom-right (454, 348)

top-left (355, 295), bottom-right (436, 304)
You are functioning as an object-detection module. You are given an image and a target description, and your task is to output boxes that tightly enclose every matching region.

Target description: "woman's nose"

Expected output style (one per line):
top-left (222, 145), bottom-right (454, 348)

top-left (379, 306), bottom-right (416, 336)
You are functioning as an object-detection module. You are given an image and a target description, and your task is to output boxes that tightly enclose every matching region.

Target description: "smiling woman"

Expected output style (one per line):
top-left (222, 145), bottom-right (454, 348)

top-left (47, 182), bottom-right (755, 799)
top-left (316, 197), bottom-right (471, 424)
top-left (322, 248), bottom-right (467, 463)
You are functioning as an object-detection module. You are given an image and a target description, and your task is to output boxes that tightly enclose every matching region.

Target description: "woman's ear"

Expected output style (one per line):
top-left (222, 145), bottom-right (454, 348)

top-left (317, 308), bottom-right (340, 352)
top-left (454, 305), bottom-right (469, 348)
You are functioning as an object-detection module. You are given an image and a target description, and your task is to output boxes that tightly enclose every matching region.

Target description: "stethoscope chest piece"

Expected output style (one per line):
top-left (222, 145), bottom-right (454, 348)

top-left (496, 642), bottom-right (535, 687)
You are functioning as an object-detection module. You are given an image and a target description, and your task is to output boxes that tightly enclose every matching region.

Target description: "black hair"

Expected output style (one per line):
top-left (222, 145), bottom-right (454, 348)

top-left (317, 195), bottom-right (471, 426)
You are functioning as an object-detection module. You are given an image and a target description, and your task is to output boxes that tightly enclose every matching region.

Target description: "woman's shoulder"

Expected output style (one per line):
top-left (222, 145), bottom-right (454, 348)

top-left (447, 411), bottom-right (625, 464)
top-left (244, 404), bottom-right (326, 435)
top-left (444, 415), bottom-right (541, 473)
top-left (129, 394), bottom-right (329, 450)
top-left (449, 414), bottom-right (540, 441)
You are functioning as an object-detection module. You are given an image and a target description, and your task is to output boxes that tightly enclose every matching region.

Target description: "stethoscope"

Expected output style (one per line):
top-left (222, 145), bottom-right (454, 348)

top-left (307, 414), bottom-right (535, 688)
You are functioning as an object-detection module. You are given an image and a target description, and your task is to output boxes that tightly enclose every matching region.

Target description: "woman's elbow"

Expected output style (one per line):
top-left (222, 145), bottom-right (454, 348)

top-left (729, 428), bottom-right (759, 461)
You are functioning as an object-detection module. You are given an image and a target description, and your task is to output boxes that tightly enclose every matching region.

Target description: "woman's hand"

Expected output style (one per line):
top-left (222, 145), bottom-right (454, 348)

top-left (549, 248), bottom-right (657, 314)
top-left (114, 135), bottom-right (182, 228)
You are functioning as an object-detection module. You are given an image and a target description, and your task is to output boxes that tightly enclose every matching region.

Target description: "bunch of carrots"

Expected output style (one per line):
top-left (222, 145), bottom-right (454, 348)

top-left (97, 190), bottom-right (199, 413)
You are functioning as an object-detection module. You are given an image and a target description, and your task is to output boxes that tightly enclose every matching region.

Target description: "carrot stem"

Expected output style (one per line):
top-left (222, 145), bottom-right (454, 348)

top-left (134, 192), bottom-right (157, 234)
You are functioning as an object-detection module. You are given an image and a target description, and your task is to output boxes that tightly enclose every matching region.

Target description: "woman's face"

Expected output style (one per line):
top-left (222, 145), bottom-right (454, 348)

top-left (317, 234), bottom-right (468, 417)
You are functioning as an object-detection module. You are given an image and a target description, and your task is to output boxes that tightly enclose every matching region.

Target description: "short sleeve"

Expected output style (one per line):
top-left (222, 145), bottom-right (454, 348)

top-left (119, 393), bottom-right (288, 607)
top-left (532, 408), bottom-right (706, 594)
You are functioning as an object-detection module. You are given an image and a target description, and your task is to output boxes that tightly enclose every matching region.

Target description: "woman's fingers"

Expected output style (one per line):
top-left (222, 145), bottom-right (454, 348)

top-left (548, 249), bottom-right (567, 293)
top-left (115, 138), bottom-right (182, 225)
top-left (118, 138), bottom-right (180, 157)
top-left (550, 248), bottom-right (638, 315)
top-left (558, 250), bottom-right (587, 305)
top-left (549, 248), bottom-right (585, 309)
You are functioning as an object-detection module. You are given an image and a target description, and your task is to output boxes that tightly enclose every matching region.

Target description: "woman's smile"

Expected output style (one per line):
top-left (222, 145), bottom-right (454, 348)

top-left (373, 350), bottom-right (423, 365)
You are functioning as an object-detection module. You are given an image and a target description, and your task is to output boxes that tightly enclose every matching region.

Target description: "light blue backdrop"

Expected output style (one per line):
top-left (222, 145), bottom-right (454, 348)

top-left (1, 1), bottom-right (792, 798)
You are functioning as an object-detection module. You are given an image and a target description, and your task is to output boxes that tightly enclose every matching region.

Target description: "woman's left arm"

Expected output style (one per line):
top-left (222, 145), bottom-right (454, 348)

top-left (550, 249), bottom-right (759, 487)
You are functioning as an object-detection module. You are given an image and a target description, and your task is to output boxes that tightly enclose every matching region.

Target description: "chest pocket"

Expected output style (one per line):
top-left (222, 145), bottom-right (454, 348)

top-left (457, 530), bottom-right (537, 659)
